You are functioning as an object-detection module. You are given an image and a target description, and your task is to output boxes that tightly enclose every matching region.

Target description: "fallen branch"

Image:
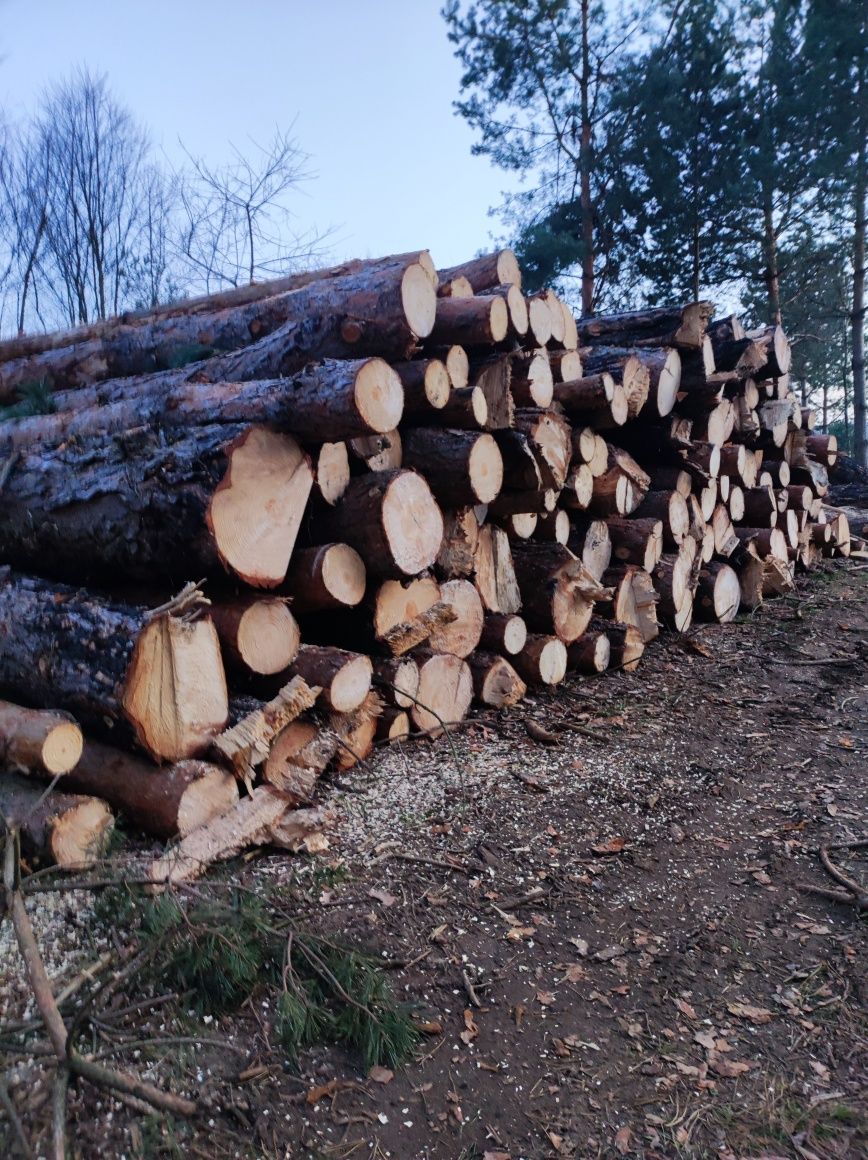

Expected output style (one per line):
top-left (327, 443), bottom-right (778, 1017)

top-left (2, 829), bottom-right (199, 1118)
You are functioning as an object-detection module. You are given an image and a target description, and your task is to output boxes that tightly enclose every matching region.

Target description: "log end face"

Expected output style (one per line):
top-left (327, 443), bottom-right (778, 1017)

top-left (51, 798), bottom-right (114, 869)
top-left (497, 249), bottom-right (522, 289)
top-left (321, 543), bottom-right (367, 607)
top-left (490, 296), bottom-right (509, 343)
top-left (238, 600), bottom-right (301, 675)
top-left (469, 434), bottom-right (504, 505)
top-left (42, 720), bottom-right (84, 775)
top-left (356, 358), bottom-right (405, 433)
top-left (175, 764), bottom-right (241, 836)
top-left (402, 262), bottom-right (438, 338)
top-left (330, 654), bottom-right (373, 714)
top-left (382, 471), bottom-right (444, 576)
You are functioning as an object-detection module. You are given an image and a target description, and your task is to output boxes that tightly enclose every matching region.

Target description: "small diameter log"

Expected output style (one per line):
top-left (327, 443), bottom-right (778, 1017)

top-left (560, 301), bottom-right (579, 350)
top-left (566, 631), bottom-right (611, 674)
top-left (377, 707), bottom-right (412, 742)
top-left (371, 657), bottom-right (420, 708)
top-left (437, 508), bottom-right (480, 578)
top-left (402, 428), bottom-right (503, 506)
top-left (348, 429), bottom-right (402, 471)
top-left (691, 399), bottom-right (736, 447)
top-left (0, 771), bottom-right (114, 869)
top-left (487, 488), bottom-right (556, 517)
top-left (566, 517), bottom-right (613, 580)
top-left (511, 349), bottom-right (554, 407)
top-left (553, 373), bottom-right (628, 426)
top-left (479, 613), bottom-right (528, 656)
top-left (549, 350), bottom-right (583, 383)
top-left (753, 324), bottom-right (792, 378)
top-left (438, 250), bottom-right (522, 293)
top-left (737, 552), bottom-right (765, 612)
top-left (430, 295), bottom-right (509, 347)
top-left (314, 442), bottom-right (351, 506)
top-left (211, 597), bottom-right (300, 676)
top-left (64, 740), bottom-right (239, 839)
top-left (468, 653), bottom-right (527, 707)
top-left (734, 527), bottom-right (789, 559)
top-left (512, 635), bottom-right (568, 687)
top-left (653, 552), bottom-right (694, 632)
top-left (392, 358), bottom-right (451, 415)
top-left (648, 467), bottom-right (692, 496)
top-left (431, 385), bottom-right (488, 429)
top-left (283, 543), bottom-right (366, 613)
top-left (0, 574), bottom-right (228, 762)
top-left (712, 504), bottom-right (740, 557)
top-left (633, 490), bottom-right (690, 549)
top-left (600, 565), bottom-right (659, 643)
top-left (493, 430), bottom-right (544, 490)
top-left (806, 433), bottom-right (837, 466)
top-left (560, 463), bottom-right (595, 511)
top-left (527, 293), bottom-right (554, 345)
top-left (444, 344), bottom-right (470, 389)
top-left (607, 517), bottom-right (663, 573)
top-left (578, 302), bottom-right (713, 349)
top-left (0, 701), bottom-right (83, 777)
top-left (474, 525), bottom-right (522, 614)
top-left (684, 441), bottom-right (721, 479)
top-left (331, 692), bottom-right (383, 771)
top-left (213, 677), bottom-right (320, 786)
top-left (594, 618), bottom-right (644, 672)
top-left (491, 283), bottom-right (530, 335)
top-left (728, 485), bottom-right (745, 523)
top-left (317, 470), bottom-right (444, 579)
top-left (533, 509), bottom-right (571, 544)
top-left (544, 290), bottom-right (567, 345)
top-left (373, 576), bottom-right (441, 649)
top-left (473, 355), bottom-right (514, 430)
top-left (437, 274), bottom-right (474, 298)
top-left (263, 717), bottom-right (337, 794)
top-left (427, 579), bottom-right (484, 658)
top-left (696, 561), bottom-right (741, 623)
top-left (411, 652), bottom-right (473, 735)
top-left (587, 446), bottom-right (651, 517)
top-left (512, 542), bottom-right (606, 642)
top-left (502, 512), bottom-right (539, 538)
top-left (784, 484), bottom-right (814, 512)
top-left (289, 646), bottom-right (372, 713)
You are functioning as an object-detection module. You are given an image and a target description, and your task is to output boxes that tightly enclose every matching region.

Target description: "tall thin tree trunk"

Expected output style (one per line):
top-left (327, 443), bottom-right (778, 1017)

top-left (822, 380), bottom-right (828, 430)
top-left (763, 193), bottom-right (782, 325)
top-left (579, 0), bottom-right (594, 316)
top-left (852, 88), bottom-right (867, 466)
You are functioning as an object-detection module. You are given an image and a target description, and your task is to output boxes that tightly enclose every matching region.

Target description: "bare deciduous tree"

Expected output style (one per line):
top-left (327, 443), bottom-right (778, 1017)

top-left (177, 126), bottom-right (327, 292)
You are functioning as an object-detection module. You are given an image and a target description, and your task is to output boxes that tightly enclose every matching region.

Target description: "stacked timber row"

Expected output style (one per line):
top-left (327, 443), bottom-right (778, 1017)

top-left (0, 249), bottom-right (851, 882)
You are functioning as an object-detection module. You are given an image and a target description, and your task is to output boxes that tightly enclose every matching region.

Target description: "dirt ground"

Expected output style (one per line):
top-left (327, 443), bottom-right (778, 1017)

top-left (2, 562), bottom-right (867, 1160)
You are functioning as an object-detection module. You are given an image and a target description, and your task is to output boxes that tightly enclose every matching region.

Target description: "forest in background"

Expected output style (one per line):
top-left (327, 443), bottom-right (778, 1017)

top-left (0, 1), bottom-right (864, 459)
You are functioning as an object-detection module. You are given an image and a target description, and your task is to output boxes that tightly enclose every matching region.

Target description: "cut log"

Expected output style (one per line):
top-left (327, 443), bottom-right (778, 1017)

top-left (566, 517), bottom-right (613, 580)
top-left (438, 250), bottom-right (522, 293)
top-left (696, 561), bottom-right (741, 623)
top-left (468, 653), bottom-right (527, 707)
top-left (430, 295), bottom-right (509, 347)
top-left (348, 429), bottom-right (403, 472)
top-left (436, 508), bottom-right (480, 578)
top-left (633, 490), bottom-right (690, 549)
top-left (560, 300), bottom-right (579, 351)
top-left (427, 579), bottom-right (485, 658)
top-left (692, 399), bottom-right (736, 446)
top-left (493, 430), bottom-right (544, 491)
top-left (527, 293), bottom-right (554, 346)
top-left (806, 433), bottom-right (837, 466)
top-left (566, 631), bottom-right (611, 674)
top-left (473, 355), bottom-right (514, 430)
top-left (393, 358), bottom-right (451, 414)
top-left (0, 701), bottom-right (83, 777)
top-left (402, 428), bottom-right (504, 505)
top-left (595, 619), bottom-right (644, 672)
top-left (331, 692), bottom-right (383, 770)
top-left (543, 290), bottom-right (567, 345)
top-left (63, 740), bottom-right (239, 839)
top-left (511, 542), bottom-right (607, 642)
top-left (533, 509), bottom-right (571, 544)
top-left (740, 485), bottom-right (781, 526)
top-left (511, 349), bottom-right (554, 407)
top-left (431, 385), bottom-right (488, 429)
top-left (474, 525), bottom-right (522, 614)
top-left (287, 646), bottom-right (372, 714)
top-left (437, 274), bottom-right (474, 298)
top-left (492, 283), bottom-right (530, 336)
top-left (578, 302), bottom-right (713, 349)
top-left (211, 596), bottom-right (300, 676)
top-left (711, 504), bottom-right (740, 557)
top-left (514, 408), bottom-right (573, 490)
top-left (0, 255), bottom-right (437, 401)
top-left (549, 350), bottom-right (583, 383)
top-left (0, 423), bottom-right (314, 588)
top-left (735, 551), bottom-right (764, 612)
top-left (728, 485), bottom-right (745, 523)
top-left (784, 484), bottom-right (814, 512)
top-left (553, 373), bottom-right (628, 426)
top-left (443, 344), bottom-right (470, 389)
top-left (317, 470), bottom-right (443, 578)
top-left (487, 487), bottom-right (557, 517)
top-left (752, 324), bottom-right (792, 378)
top-left (734, 527), bottom-right (789, 560)
top-left (0, 771), bottom-right (114, 869)
top-left (314, 442), bottom-right (351, 506)
top-left (648, 467), bottom-right (692, 496)
top-left (411, 652), bottom-right (473, 735)
top-left (479, 612), bottom-right (528, 656)
top-left (150, 790), bottom-right (331, 887)
top-left (371, 657), bottom-right (420, 709)
top-left (215, 676), bottom-right (319, 784)
top-left (606, 517), bottom-right (663, 572)
top-left (0, 573), bottom-right (228, 762)
top-left (587, 446), bottom-right (650, 517)
top-left (501, 512), bottom-right (539, 539)
top-left (283, 543), bottom-right (366, 613)
top-left (653, 552), bottom-right (694, 632)
top-left (377, 707), bottom-right (412, 742)
top-left (263, 717), bottom-right (337, 793)
top-left (372, 576), bottom-right (441, 647)
top-left (512, 635), bottom-right (568, 687)
top-left (600, 565), bottom-right (659, 643)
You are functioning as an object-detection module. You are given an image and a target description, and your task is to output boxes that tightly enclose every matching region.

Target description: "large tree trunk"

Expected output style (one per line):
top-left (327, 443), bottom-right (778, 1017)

top-left (578, 302), bottom-right (713, 349)
top-left (0, 572), bottom-right (228, 761)
top-left (0, 254), bottom-right (437, 401)
top-left (0, 423), bottom-right (313, 589)
top-left (0, 358), bottom-right (404, 454)
top-left (853, 104), bottom-right (867, 467)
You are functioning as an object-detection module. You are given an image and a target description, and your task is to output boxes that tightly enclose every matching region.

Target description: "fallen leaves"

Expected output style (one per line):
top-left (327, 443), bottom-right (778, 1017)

top-left (727, 1001), bottom-right (774, 1025)
top-left (707, 1051), bottom-right (756, 1078)
top-left (591, 836), bottom-right (626, 855)
top-left (368, 886), bottom-right (397, 907)
top-left (614, 1126), bottom-right (633, 1154)
top-left (459, 1009), bottom-right (479, 1045)
top-left (368, 1065), bottom-right (394, 1084)
top-left (594, 944), bottom-right (627, 961)
top-left (306, 1079), bottom-right (338, 1104)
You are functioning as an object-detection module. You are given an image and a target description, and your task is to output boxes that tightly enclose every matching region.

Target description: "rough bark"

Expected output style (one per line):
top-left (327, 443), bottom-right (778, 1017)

top-left (0, 771), bottom-right (114, 869)
top-left (0, 701), bottom-right (83, 776)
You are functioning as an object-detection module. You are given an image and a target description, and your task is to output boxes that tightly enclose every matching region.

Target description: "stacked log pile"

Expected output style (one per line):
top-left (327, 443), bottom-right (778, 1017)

top-left (0, 249), bottom-right (851, 882)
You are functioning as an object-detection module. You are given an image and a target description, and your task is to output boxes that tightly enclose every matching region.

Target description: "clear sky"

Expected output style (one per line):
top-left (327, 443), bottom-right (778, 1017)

top-left (0, 0), bottom-right (521, 269)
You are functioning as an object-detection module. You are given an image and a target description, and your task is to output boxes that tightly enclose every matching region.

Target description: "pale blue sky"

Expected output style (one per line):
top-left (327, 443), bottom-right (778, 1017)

top-left (0, 0), bottom-right (522, 267)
